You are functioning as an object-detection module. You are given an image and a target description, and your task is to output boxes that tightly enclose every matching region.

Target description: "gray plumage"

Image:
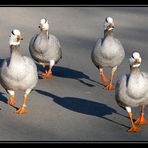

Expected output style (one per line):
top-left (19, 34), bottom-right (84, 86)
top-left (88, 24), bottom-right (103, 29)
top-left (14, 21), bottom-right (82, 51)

top-left (0, 44), bottom-right (38, 92)
top-left (91, 17), bottom-right (125, 90)
top-left (0, 29), bottom-right (38, 114)
top-left (91, 35), bottom-right (125, 69)
top-left (115, 67), bottom-right (148, 108)
top-left (115, 51), bottom-right (148, 132)
top-left (29, 21), bottom-right (62, 65)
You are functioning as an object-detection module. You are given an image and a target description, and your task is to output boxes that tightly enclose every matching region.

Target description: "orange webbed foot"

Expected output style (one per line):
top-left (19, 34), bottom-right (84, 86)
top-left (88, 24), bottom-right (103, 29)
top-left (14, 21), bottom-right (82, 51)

top-left (134, 115), bottom-right (148, 125)
top-left (42, 70), bottom-right (52, 79)
top-left (104, 83), bottom-right (114, 90)
top-left (128, 125), bottom-right (142, 132)
top-left (15, 107), bottom-right (27, 114)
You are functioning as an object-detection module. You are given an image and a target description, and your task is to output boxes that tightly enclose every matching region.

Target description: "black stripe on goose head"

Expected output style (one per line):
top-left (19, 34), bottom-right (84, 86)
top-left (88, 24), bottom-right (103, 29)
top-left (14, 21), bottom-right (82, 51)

top-left (45, 18), bottom-right (48, 23)
top-left (131, 51), bottom-right (140, 59)
top-left (105, 17), bottom-right (108, 23)
top-left (11, 30), bottom-right (15, 36)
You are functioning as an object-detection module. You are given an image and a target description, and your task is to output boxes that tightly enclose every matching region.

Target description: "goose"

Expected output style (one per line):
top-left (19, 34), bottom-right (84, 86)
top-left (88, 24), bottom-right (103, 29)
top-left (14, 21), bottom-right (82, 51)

top-left (29, 18), bottom-right (62, 79)
top-left (115, 51), bottom-right (148, 132)
top-left (91, 16), bottom-right (125, 90)
top-left (0, 29), bottom-right (38, 114)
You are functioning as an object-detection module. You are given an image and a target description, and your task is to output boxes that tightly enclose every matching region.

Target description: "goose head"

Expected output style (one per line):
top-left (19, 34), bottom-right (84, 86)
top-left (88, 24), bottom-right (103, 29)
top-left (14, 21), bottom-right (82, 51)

top-left (38, 18), bottom-right (49, 31)
top-left (104, 16), bottom-right (115, 31)
top-left (9, 29), bottom-right (23, 46)
top-left (129, 51), bottom-right (142, 68)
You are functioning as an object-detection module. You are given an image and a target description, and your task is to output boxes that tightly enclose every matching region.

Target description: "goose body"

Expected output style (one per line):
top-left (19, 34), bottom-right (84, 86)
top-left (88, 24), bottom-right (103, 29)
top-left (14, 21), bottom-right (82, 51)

top-left (116, 71), bottom-right (148, 108)
top-left (1, 45), bottom-right (38, 91)
top-left (0, 29), bottom-right (38, 114)
top-left (91, 17), bottom-right (125, 90)
top-left (115, 51), bottom-right (148, 132)
top-left (29, 31), bottom-right (62, 64)
top-left (92, 35), bottom-right (125, 68)
top-left (29, 18), bottom-right (62, 79)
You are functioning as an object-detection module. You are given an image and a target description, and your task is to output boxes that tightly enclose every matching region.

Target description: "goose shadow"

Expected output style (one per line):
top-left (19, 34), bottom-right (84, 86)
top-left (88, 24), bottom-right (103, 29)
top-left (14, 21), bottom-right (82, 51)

top-left (35, 89), bottom-right (129, 128)
top-left (0, 59), bottom-right (7, 107)
top-left (0, 92), bottom-right (8, 104)
top-left (0, 58), bottom-right (4, 67)
top-left (0, 92), bottom-right (19, 110)
top-left (37, 64), bottom-right (105, 87)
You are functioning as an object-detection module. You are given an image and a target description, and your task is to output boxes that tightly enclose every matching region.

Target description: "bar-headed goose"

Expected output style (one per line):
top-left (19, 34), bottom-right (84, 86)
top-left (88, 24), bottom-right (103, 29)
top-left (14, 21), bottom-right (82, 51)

top-left (0, 29), bottom-right (38, 114)
top-left (29, 18), bottom-right (62, 79)
top-left (115, 51), bottom-right (148, 132)
top-left (91, 17), bottom-right (125, 90)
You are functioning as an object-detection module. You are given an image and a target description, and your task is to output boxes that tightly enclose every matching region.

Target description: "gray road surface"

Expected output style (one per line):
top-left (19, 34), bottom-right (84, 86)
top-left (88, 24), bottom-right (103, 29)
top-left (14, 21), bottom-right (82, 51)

top-left (0, 7), bottom-right (148, 142)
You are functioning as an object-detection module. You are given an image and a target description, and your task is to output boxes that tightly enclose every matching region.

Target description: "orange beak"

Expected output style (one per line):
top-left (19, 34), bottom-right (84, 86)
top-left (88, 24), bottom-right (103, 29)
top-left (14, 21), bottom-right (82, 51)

top-left (17, 35), bottom-right (23, 42)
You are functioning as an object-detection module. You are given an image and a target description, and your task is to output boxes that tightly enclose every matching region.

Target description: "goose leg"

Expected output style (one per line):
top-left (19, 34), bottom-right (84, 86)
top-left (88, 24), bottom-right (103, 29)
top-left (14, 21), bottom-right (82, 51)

top-left (42, 60), bottom-right (55, 79)
top-left (134, 104), bottom-right (148, 125)
top-left (104, 66), bottom-right (117, 90)
top-left (99, 68), bottom-right (109, 82)
top-left (15, 89), bottom-right (31, 114)
top-left (126, 107), bottom-right (142, 132)
top-left (41, 63), bottom-right (46, 69)
top-left (7, 90), bottom-right (16, 106)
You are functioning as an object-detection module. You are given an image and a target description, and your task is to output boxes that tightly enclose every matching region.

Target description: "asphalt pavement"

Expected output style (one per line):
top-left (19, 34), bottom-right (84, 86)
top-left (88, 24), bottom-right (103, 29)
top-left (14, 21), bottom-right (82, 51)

top-left (0, 7), bottom-right (148, 141)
